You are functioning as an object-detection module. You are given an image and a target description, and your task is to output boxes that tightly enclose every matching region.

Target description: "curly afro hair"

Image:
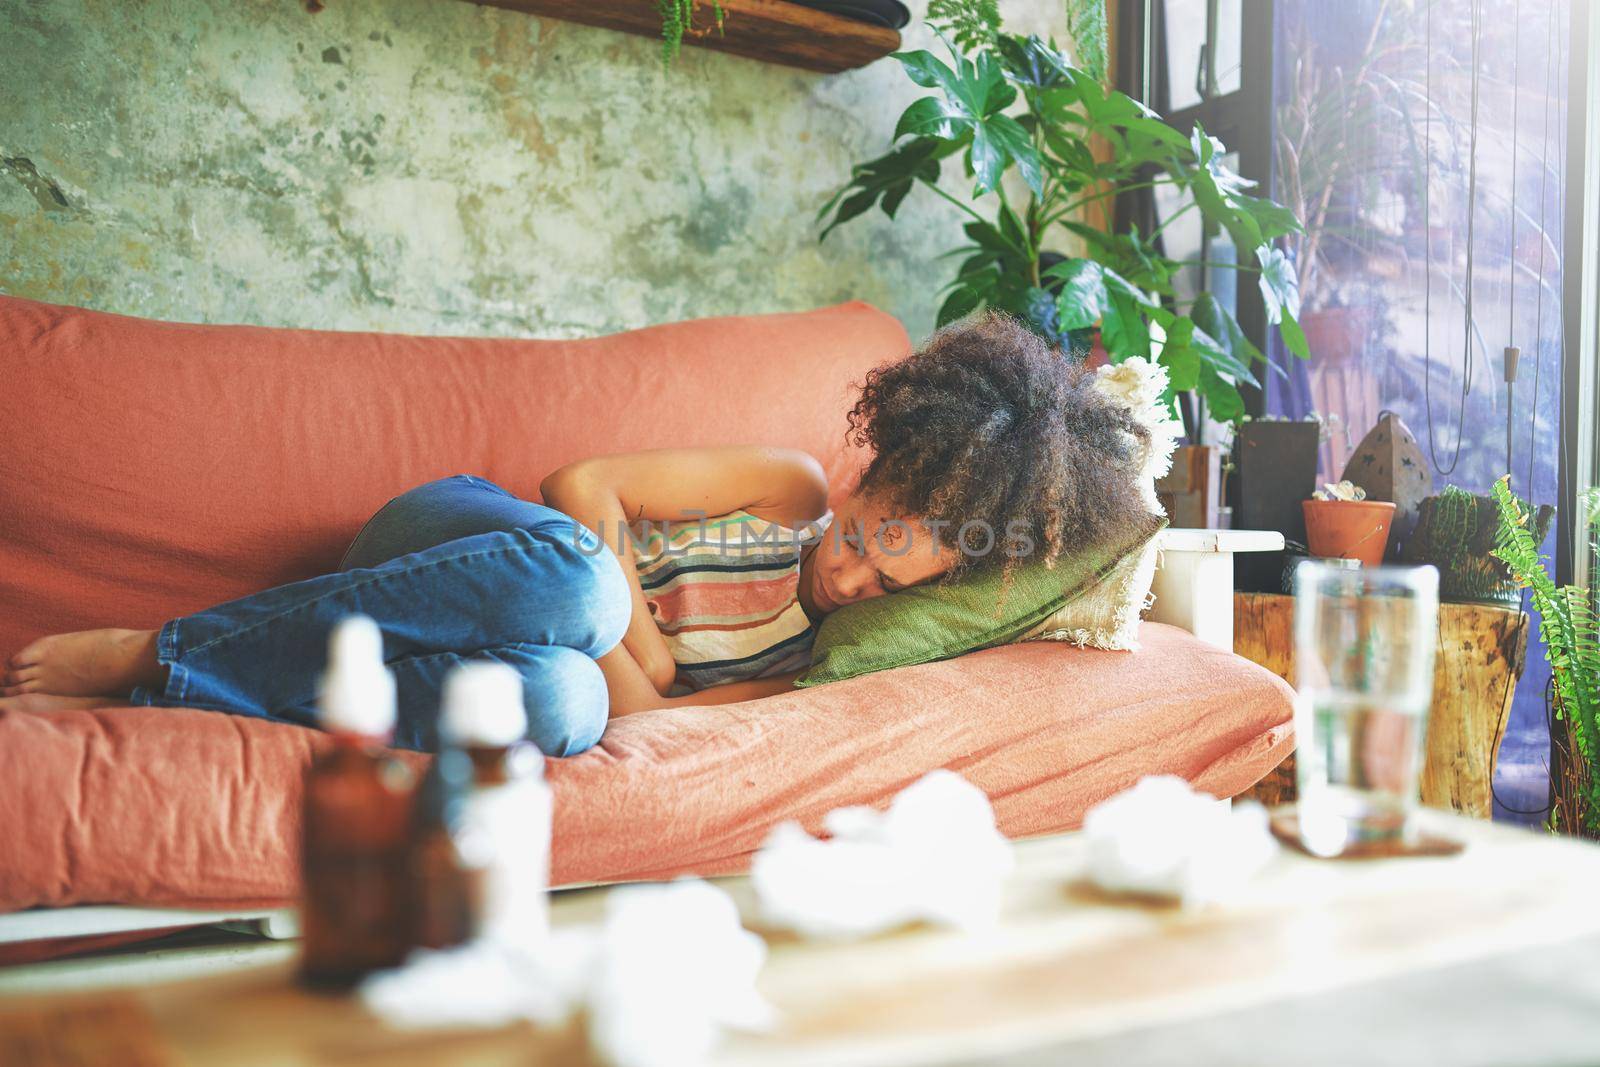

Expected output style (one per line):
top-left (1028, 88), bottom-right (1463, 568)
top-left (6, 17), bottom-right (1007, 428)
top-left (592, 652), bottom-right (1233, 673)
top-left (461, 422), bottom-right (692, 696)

top-left (847, 312), bottom-right (1160, 578)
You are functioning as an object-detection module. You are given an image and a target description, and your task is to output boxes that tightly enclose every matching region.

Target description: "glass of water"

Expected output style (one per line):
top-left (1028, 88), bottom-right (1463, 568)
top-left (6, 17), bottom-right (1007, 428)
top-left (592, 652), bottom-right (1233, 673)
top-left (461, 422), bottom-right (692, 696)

top-left (1293, 561), bottom-right (1439, 856)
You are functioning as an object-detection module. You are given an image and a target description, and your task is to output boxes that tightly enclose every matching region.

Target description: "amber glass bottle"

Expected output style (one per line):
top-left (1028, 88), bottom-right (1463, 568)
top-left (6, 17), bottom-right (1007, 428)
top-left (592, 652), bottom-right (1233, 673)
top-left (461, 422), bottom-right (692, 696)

top-left (407, 661), bottom-right (552, 951)
top-left (298, 616), bottom-right (416, 989)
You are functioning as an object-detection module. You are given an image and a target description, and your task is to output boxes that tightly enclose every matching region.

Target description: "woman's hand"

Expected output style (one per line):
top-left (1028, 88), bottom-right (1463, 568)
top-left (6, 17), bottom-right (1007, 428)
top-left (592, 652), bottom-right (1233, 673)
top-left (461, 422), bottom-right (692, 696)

top-left (598, 645), bottom-right (801, 717)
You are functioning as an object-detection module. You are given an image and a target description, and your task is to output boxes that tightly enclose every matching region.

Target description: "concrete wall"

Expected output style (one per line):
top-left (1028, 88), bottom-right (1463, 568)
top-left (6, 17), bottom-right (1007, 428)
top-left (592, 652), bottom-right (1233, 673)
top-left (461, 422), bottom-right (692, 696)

top-left (1, 0), bottom-right (1073, 342)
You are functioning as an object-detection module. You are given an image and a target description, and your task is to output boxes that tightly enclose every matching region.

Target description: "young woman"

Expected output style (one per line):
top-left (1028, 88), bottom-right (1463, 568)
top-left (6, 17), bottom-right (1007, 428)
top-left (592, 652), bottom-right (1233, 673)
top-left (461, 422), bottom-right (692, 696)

top-left (0, 315), bottom-right (1154, 755)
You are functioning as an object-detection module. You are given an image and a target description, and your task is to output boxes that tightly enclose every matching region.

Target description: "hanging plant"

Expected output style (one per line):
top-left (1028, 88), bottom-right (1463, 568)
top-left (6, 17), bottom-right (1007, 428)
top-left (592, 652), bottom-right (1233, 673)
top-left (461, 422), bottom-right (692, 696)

top-left (658, 0), bottom-right (725, 68)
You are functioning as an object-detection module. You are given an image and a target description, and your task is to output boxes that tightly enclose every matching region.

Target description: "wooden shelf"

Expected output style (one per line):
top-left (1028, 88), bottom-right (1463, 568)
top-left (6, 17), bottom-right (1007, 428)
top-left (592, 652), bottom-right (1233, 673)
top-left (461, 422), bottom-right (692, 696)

top-left (467, 0), bottom-right (902, 74)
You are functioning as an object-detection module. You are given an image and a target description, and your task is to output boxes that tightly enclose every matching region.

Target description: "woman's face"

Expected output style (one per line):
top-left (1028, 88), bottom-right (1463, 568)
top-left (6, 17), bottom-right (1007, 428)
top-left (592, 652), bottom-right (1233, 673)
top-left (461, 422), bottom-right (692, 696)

top-left (797, 491), bottom-right (957, 618)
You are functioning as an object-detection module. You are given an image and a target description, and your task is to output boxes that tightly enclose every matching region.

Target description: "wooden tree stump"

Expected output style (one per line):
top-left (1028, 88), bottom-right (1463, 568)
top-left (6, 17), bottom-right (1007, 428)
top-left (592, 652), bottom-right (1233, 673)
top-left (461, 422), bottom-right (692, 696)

top-left (1233, 592), bottom-right (1529, 818)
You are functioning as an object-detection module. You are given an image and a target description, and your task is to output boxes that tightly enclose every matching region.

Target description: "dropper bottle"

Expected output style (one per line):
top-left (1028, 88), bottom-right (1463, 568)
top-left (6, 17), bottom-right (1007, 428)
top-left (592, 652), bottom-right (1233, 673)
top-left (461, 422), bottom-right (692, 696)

top-left (407, 661), bottom-right (552, 951)
top-left (298, 615), bottom-right (416, 988)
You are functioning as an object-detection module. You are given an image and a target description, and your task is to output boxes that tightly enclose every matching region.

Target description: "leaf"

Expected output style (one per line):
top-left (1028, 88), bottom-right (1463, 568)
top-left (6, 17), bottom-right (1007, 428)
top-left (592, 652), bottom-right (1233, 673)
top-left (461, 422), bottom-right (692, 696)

top-left (960, 49), bottom-right (1016, 118)
top-left (1101, 265), bottom-right (1160, 308)
top-left (1199, 363), bottom-right (1247, 424)
top-left (1256, 245), bottom-right (1302, 324)
top-left (894, 96), bottom-right (968, 141)
top-left (1163, 343), bottom-right (1201, 393)
top-left (1118, 115), bottom-right (1193, 155)
top-left (880, 178), bottom-right (914, 218)
top-left (893, 50), bottom-right (960, 94)
top-left (1043, 126), bottom-right (1097, 173)
top-left (1231, 193), bottom-right (1304, 240)
top-left (981, 113), bottom-right (1043, 194)
top-left (1022, 285), bottom-right (1060, 344)
top-left (995, 33), bottom-right (1074, 90)
top-left (937, 285), bottom-right (984, 327)
top-left (1070, 69), bottom-right (1160, 126)
top-left (964, 219), bottom-right (1026, 259)
top-left (1190, 292), bottom-right (1264, 367)
top-left (818, 137), bottom-right (948, 241)
top-left (996, 202), bottom-right (1029, 253)
top-left (1190, 164), bottom-right (1262, 253)
top-left (1044, 258), bottom-right (1107, 331)
top-left (1099, 288), bottom-right (1150, 361)
top-left (1278, 312), bottom-right (1310, 360)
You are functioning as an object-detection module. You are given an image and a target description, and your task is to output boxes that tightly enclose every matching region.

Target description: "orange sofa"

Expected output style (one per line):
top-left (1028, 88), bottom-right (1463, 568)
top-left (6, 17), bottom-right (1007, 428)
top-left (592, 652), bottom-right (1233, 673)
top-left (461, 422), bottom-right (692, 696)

top-left (0, 296), bottom-right (1293, 925)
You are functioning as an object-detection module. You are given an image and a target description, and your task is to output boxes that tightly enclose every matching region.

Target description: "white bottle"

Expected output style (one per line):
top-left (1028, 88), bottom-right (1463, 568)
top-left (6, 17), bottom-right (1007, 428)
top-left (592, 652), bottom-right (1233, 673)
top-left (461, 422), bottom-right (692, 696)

top-left (320, 615), bottom-right (398, 737)
top-left (438, 661), bottom-right (554, 947)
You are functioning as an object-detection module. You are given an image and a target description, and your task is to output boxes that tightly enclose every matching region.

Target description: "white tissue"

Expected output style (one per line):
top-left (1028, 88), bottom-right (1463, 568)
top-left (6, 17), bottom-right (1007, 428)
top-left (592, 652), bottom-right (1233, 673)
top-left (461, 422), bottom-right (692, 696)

top-left (751, 770), bottom-right (1014, 940)
top-left (360, 938), bottom-right (575, 1030)
top-left (586, 880), bottom-right (776, 1067)
top-left (360, 878), bottom-right (772, 1067)
top-left (1082, 775), bottom-right (1277, 907)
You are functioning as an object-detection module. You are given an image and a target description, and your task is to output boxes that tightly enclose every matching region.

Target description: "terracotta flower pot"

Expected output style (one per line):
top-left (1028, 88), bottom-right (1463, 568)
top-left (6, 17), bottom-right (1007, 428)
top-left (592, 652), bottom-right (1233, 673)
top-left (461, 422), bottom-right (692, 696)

top-left (1301, 499), bottom-right (1396, 567)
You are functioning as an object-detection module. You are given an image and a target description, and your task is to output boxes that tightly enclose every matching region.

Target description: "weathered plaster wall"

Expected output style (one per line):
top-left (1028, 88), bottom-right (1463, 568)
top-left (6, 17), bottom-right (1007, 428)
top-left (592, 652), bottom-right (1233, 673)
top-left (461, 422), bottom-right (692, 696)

top-left (1, 0), bottom-right (1071, 341)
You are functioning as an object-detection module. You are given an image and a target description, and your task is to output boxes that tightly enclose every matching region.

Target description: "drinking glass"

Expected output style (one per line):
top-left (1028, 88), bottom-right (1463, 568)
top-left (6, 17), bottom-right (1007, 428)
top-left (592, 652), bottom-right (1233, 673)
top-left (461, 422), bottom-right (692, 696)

top-left (1293, 561), bottom-right (1439, 856)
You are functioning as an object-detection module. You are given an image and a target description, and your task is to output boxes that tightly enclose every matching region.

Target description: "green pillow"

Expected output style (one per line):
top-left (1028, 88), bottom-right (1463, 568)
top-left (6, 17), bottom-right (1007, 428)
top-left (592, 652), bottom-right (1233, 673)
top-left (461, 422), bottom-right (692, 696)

top-left (796, 517), bottom-right (1167, 687)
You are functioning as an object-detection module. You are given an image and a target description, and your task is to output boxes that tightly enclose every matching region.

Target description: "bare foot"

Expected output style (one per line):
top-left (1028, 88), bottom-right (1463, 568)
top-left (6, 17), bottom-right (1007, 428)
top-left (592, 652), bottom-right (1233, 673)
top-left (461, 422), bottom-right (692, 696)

top-left (2, 629), bottom-right (164, 698)
top-left (0, 693), bottom-right (117, 713)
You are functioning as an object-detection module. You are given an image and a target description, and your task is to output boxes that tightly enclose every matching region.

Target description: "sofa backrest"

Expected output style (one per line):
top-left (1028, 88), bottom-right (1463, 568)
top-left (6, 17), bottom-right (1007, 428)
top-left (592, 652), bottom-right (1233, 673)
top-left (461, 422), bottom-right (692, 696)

top-left (0, 297), bottom-right (908, 653)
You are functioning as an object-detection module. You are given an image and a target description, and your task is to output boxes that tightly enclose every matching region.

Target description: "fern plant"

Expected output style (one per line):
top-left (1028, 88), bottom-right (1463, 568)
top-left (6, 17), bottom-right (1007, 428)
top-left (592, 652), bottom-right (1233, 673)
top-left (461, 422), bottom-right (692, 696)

top-left (1491, 476), bottom-right (1600, 838)
top-left (657, 0), bottom-right (724, 68)
top-left (926, 0), bottom-right (1000, 51)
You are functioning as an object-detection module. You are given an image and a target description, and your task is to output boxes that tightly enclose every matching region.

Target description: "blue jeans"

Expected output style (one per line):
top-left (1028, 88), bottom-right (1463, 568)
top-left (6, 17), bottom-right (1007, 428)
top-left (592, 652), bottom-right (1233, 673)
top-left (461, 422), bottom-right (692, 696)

top-left (131, 475), bottom-right (630, 755)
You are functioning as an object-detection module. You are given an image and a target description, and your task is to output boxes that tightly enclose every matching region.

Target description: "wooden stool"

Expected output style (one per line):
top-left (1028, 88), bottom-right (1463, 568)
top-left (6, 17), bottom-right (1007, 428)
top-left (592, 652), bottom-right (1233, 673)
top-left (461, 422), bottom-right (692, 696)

top-left (1232, 591), bottom-right (1529, 818)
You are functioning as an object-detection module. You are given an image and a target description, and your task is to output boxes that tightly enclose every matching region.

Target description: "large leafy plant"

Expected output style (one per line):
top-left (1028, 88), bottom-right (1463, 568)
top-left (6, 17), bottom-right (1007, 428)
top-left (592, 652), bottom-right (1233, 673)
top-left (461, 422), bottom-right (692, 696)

top-left (1492, 477), bottom-right (1600, 839)
top-left (819, 5), bottom-right (1309, 426)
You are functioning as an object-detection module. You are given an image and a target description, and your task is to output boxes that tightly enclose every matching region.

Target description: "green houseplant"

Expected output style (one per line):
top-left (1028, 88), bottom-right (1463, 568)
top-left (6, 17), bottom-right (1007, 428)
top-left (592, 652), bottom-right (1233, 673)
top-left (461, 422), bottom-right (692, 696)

top-left (1491, 476), bottom-right (1600, 839)
top-left (819, 2), bottom-right (1310, 426)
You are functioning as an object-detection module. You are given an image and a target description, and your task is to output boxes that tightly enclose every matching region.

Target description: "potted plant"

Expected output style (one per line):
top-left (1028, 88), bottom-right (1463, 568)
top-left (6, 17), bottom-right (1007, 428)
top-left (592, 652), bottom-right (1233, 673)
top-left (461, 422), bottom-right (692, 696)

top-left (1491, 477), bottom-right (1598, 839)
top-left (818, 0), bottom-right (1310, 429)
top-left (1302, 480), bottom-right (1395, 567)
top-left (1405, 484), bottom-right (1557, 605)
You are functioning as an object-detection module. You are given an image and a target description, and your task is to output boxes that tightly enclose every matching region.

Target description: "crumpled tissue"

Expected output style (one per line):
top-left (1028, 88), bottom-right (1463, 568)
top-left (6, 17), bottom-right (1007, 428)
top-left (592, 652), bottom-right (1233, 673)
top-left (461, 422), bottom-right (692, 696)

top-left (361, 878), bottom-right (773, 1067)
top-left (1082, 775), bottom-right (1277, 907)
top-left (750, 769), bottom-right (1014, 940)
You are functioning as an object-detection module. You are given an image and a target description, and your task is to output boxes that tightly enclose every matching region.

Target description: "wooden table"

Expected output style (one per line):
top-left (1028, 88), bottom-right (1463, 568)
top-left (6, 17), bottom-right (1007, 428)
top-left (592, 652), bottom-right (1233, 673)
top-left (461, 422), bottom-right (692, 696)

top-left (4, 812), bottom-right (1598, 1067)
top-left (1233, 592), bottom-right (1529, 817)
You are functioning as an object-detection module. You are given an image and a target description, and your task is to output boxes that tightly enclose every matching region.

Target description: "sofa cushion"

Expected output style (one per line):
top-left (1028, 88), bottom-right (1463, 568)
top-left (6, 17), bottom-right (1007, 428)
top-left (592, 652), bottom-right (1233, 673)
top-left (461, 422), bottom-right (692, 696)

top-left (0, 623), bottom-right (1293, 911)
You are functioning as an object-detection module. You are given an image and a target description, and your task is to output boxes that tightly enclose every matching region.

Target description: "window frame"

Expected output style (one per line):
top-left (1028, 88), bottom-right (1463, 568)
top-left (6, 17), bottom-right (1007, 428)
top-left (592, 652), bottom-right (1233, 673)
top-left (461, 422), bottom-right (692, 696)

top-left (1115, 0), bottom-right (1279, 420)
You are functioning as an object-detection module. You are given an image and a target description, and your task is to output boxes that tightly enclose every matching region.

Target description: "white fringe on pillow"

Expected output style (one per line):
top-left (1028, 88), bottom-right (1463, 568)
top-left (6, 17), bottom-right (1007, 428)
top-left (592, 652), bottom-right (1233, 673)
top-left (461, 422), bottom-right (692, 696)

top-left (1022, 536), bottom-right (1160, 650)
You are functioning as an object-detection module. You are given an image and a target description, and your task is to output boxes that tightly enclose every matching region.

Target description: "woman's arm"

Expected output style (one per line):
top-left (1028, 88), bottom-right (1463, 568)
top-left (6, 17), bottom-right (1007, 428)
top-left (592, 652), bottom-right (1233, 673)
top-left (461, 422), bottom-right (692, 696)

top-left (541, 446), bottom-right (827, 696)
top-left (597, 647), bottom-right (801, 717)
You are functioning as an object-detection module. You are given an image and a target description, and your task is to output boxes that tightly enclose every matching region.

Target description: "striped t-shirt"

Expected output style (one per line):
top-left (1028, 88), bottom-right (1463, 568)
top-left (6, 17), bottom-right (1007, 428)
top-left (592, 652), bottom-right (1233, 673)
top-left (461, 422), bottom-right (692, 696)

top-left (633, 510), bottom-right (828, 692)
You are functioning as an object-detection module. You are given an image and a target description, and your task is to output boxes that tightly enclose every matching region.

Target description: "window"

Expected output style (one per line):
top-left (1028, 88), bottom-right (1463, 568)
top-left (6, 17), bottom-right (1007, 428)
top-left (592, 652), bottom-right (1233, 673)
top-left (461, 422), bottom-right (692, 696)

top-left (1123, 0), bottom-right (1585, 825)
